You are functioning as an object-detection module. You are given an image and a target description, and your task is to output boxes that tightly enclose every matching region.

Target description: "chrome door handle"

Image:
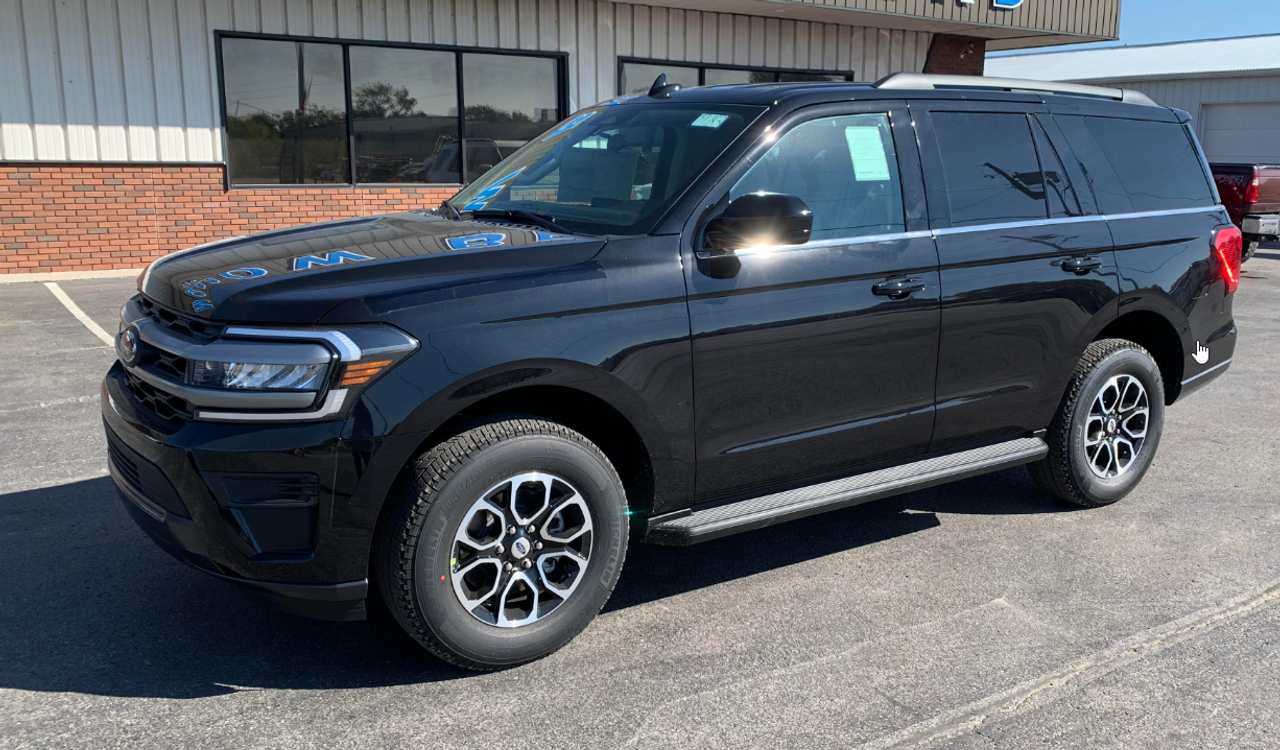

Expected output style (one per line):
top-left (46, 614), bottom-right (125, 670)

top-left (872, 278), bottom-right (926, 298)
top-left (1062, 256), bottom-right (1102, 274)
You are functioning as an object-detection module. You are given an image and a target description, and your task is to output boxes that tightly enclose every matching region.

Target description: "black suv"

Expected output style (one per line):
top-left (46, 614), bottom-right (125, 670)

top-left (103, 73), bottom-right (1242, 670)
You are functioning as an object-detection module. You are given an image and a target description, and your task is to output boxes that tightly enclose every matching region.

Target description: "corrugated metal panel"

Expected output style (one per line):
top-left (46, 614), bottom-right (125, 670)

top-left (782, 0), bottom-right (1118, 37)
top-left (1, 0), bottom-right (933, 164)
top-left (1102, 74), bottom-right (1280, 125)
top-left (986, 35), bottom-right (1280, 83)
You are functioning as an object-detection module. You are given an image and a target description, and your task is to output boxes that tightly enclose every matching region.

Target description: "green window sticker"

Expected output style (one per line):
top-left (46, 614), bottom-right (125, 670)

top-left (844, 125), bottom-right (892, 181)
top-left (691, 113), bottom-right (730, 129)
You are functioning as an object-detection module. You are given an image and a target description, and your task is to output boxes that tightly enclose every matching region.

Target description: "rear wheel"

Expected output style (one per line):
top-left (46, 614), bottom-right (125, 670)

top-left (1243, 240), bottom-right (1259, 263)
top-left (376, 418), bottom-right (628, 670)
top-left (1029, 339), bottom-right (1165, 507)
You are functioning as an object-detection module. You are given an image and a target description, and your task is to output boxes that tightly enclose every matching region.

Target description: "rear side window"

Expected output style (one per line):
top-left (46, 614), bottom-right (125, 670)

top-left (731, 113), bottom-right (905, 241)
top-left (1084, 117), bottom-right (1215, 212)
top-left (932, 112), bottom-right (1047, 227)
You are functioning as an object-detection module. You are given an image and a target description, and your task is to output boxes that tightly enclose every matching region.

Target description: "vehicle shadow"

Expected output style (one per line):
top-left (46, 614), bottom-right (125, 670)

top-left (0, 468), bottom-right (1071, 698)
top-left (608, 464), bottom-right (1070, 611)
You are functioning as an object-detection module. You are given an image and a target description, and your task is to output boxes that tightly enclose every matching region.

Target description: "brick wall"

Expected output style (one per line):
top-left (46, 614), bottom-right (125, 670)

top-left (0, 164), bottom-right (457, 274)
top-left (923, 34), bottom-right (987, 76)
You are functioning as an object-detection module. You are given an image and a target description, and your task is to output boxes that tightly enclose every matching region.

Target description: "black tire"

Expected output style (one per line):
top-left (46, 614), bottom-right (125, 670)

top-left (375, 417), bottom-right (628, 671)
top-left (1028, 339), bottom-right (1166, 507)
top-left (1242, 240), bottom-right (1259, 263)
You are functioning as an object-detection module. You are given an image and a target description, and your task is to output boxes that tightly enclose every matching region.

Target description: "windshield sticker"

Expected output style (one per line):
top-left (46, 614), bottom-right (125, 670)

top-left (844, 126), bottom-right (892, 182)
top-left (690, 113), bottom-right (730, 129)
top-left (461, 167), bottom-right (526, 212)
top-left (545, 111), bottom-right (598, 139)
top-left (293, 250), bottom-right (375, 272)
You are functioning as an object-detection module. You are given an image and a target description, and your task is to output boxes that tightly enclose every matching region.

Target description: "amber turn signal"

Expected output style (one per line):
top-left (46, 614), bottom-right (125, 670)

top-left (340, 360), bottom-right (393, 387)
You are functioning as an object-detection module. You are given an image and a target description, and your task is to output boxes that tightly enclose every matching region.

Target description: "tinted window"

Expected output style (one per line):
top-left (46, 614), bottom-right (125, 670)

top-left (621, 62), bottom-right (699, 94)
top-left (462, 53), bottom-right (561, 178)
top-left (1030, 117), bottom-right (1081, 218)
top-left (1053, 115), bottom-right (1132, 214)
top-left (1085, 117), bottom-right (1215, 211)
top-left (731, 113), bottom-right (905, 240)
top-left (221, 37), bottom-right (564, 187)
top-left (933, 112), bottom-right (1046, 227)
top-left (350, 47), bottom-right (458, 184)
top-left (451, 103), bottom-right (759, 235)
top-left (222, 38), bottom-right (349, 185)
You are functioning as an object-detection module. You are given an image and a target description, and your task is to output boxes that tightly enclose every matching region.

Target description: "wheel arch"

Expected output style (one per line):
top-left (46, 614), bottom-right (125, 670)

top-left (1095, 309), bottom-right (1186, 404)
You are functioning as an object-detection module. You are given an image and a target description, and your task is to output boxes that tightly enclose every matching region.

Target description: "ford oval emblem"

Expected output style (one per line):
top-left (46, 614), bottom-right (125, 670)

top-left (119, 326), bottom-right (140, 366)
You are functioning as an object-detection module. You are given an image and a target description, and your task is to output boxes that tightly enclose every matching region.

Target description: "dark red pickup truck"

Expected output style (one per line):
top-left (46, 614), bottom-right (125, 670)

top-left (1211, 164), bottom-right (1280, 261)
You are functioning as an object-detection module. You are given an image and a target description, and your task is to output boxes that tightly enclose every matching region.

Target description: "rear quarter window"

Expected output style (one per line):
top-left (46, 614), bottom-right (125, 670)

top-left (1084, 117), bottom-right (1215, 212)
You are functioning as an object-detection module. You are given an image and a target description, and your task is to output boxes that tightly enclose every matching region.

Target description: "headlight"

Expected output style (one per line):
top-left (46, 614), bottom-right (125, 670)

top-left (189, 361), bottom-right (330, 390)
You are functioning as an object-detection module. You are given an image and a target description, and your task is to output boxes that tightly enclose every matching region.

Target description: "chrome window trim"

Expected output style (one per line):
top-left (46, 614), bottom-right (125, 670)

top-left (701, 206), bottom-right (1224, 259)
top-left (194, 389), bottom-right (350, 422)
top-left (696, 229), bottom-right (931, 259)
top-left (223, 327), bottom-right (362, 362)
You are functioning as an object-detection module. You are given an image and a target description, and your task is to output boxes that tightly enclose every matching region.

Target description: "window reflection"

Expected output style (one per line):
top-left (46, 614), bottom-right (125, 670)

top-left (621, 62), bottom-right (699, 94)
top-left (350, 46), bottom-right (459, 184)
top-left (222, 38), bottom-right (348, 185)
top-left (462, 54), bottom-right (560, 181)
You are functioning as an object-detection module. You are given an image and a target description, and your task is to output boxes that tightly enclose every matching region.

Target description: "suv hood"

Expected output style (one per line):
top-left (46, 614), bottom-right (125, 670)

top-left (140, 212), bottom-right (604, 323)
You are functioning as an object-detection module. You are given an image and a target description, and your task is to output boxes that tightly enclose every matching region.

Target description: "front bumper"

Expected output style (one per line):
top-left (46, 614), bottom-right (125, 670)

top-left (102, 363), bottom-right (416, 622)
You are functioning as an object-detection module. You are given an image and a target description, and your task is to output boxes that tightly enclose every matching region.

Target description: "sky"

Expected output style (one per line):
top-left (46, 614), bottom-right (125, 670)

top-left (990, 0), bottom-right (1280, 56)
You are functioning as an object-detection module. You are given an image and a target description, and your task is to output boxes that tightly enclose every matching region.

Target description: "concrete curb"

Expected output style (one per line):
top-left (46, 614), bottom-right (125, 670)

top-left (0, 268), bottom-right (143, 284)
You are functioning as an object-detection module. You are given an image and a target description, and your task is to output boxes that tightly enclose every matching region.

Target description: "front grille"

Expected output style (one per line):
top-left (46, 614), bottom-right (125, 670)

top-left (138, 296), bottom-right (226, 341)
top-left (125, 371), bottom-right (194, 423)
top-left (154, 349), bottom-right (189, 381)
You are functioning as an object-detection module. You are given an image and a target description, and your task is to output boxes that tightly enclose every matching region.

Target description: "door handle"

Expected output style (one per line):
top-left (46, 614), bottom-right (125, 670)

top-left (872, 278), bottom-right (927, 298)
top-left (1062, 255), bottom-right (1103, 274)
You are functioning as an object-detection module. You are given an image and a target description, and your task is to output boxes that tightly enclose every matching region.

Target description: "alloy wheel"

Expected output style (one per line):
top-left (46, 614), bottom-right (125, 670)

top-left (1084, 373), bottom-right (1149, 479)
top-left (448, 472), bottom-right (594, 627)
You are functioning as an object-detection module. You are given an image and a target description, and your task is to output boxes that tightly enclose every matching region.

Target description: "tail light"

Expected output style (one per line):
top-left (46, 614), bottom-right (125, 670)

top-left (1213, 225), bottom-right (1242, 294)
top-left (1245, 172), bottom-right (1260, 204)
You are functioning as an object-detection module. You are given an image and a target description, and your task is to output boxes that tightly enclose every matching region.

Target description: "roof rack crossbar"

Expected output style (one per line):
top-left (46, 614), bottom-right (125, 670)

top-left (872, 73), bottom-right (1158, 107)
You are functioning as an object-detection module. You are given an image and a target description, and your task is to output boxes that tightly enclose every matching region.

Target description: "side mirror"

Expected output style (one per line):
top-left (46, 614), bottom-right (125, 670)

top-left (702, 193), bottom-right (813, 255)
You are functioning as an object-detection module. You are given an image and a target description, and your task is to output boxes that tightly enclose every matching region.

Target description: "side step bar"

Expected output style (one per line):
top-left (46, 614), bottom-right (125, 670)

top-left (645, 437), bottom-right (1048, 545)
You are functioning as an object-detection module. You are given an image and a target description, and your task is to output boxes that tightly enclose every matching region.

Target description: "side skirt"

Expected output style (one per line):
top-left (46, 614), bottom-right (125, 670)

top-left (645, 437), bottom-right (1048, 545)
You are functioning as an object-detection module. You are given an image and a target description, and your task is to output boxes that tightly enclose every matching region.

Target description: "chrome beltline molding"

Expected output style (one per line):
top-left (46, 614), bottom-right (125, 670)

top-left (718, 206), bottom-right (1225, 258)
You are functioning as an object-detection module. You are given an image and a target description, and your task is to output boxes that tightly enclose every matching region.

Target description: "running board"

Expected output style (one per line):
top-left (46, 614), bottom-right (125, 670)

top-left (645, 437), bottom-right (1048, 545)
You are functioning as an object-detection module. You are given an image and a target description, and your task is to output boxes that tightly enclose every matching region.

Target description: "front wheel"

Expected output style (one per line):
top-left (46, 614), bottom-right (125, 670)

top-left (376, 418), bottom-right (628, 670)
top-left (1029, 339), bottom-right (1166, 507)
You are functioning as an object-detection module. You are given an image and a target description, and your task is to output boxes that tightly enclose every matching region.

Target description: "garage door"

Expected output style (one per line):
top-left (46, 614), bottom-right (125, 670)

top-left (1200, 102), bottom-right (1280, 164)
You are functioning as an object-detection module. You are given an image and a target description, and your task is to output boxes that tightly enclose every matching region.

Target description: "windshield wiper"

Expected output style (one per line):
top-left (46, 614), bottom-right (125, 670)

top-left (439, 199), bottom-right (463, 220)
top-left (465, 208), bottom-right (575, 235)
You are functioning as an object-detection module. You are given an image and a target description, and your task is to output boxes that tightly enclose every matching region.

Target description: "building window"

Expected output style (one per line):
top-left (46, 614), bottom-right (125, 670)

top-left (618, 58), bottom-right (852, 95)
top-left (219, 34), bottom-right (566, 187)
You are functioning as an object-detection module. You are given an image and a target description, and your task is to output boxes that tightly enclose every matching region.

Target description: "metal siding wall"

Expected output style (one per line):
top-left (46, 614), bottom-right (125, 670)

top-left (0, 0), bottom-right (933, 164)
top-left (1107, 74), bottom-right (1280, 124)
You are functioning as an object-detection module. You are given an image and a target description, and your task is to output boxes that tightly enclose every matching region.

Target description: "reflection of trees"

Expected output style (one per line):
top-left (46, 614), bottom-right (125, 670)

top-left (353, 82), bottom-right (419, 118)
top-left (227, 104), bottom-right (347, 184)
top-left (465, 104), bottom-right (532, 123)
top-left (748, 71), bottom-right (773, 84)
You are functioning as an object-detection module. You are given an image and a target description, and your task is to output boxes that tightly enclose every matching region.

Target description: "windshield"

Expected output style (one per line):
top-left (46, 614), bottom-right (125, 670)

top-left (449, 101), bottom-right (763, 235)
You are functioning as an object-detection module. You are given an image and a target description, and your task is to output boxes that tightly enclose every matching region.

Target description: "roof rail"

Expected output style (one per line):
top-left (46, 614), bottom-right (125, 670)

top-left (872, 73), bottom-right (1158, 107)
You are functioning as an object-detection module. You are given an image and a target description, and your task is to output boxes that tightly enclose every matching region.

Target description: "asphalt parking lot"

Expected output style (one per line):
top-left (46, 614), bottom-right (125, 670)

top-left (1, 248), bottom-right (1278, 750)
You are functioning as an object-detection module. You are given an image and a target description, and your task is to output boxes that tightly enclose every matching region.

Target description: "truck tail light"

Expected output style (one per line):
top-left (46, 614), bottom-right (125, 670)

top-left (1245, 172), bottom-right (1260, 204)
top-left (1213, 225), bottom-right (1242, 294)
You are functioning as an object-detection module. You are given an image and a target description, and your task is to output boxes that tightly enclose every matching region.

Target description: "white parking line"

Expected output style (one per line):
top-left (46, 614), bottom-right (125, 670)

top-left (43, 282), bottom-right (115, 346)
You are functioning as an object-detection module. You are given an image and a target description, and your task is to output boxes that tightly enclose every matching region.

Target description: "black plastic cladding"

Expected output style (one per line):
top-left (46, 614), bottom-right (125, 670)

top-left (103, 83), bottom-right (1237, 609)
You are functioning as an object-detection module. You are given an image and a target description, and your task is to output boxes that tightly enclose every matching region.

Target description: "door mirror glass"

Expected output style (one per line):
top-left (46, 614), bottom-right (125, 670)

top-left (704, 192), bottom-right (813, 253)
